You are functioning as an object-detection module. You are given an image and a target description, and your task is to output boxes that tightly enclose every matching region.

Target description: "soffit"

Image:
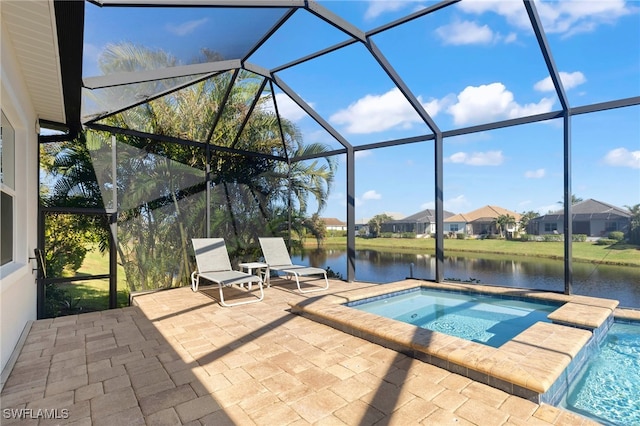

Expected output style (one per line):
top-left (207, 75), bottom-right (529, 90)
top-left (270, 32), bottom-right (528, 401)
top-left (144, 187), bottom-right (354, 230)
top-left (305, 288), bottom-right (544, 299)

top-left (2, 0), bottom-right (65, 124)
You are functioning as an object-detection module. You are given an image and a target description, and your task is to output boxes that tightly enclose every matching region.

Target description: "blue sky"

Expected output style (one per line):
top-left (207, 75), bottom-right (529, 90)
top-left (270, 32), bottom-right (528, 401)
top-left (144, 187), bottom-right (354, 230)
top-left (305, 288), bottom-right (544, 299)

top-left (83, 1), bottom-right (640, 222)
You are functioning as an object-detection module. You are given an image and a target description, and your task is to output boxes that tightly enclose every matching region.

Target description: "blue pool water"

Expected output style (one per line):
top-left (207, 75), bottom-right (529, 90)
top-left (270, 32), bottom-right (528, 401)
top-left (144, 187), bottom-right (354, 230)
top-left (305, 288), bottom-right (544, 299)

top-left (348, 288), bottom-right (561, 348)
top-left (561, 322), bottom-right (640, 425)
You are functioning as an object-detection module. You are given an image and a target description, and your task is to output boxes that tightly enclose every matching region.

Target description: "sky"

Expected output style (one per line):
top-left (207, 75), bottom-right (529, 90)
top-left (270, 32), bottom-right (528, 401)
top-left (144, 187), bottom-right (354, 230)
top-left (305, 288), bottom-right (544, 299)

top-left (82, 0), bottom-right (640, 223)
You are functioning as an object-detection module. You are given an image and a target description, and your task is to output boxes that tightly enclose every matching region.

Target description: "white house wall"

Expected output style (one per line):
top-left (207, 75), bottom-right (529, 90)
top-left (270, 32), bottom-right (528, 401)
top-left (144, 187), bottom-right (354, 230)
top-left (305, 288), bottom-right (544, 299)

top-left (444, 222), bottom-right (466, 234)
top-left (1, 22), bottom-right (39, 376)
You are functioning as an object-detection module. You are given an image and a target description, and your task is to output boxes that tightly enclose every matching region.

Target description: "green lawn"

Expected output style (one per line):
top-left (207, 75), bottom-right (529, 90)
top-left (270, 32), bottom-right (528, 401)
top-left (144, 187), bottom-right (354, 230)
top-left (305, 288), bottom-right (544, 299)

top-left (56, 247), bottom-right (130, 313)
top-left (50, 236), bottom-right (637, 316)
top-left (306, 236), bottom-right (640, 267)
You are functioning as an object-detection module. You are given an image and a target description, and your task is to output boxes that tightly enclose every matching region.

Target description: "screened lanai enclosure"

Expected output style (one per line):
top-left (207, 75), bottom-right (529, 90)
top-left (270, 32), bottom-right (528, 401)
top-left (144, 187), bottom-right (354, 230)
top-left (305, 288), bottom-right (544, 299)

top-left (37, 0), bottom-right (639, 317)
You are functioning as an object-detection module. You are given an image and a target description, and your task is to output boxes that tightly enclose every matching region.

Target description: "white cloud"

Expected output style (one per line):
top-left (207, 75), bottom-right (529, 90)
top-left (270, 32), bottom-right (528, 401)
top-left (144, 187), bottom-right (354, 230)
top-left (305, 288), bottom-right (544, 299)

top-left (457, 0), bottom-right (633, 37)
top-left (361, 190), bottom-right (382, 200)
top-left (355, 189), bottom-right (382, 208)
top-left (261, 93), bottom-right (313, 122)
top-left (446, 150), bottom-right (504, 166)
top-left (332, 82), bottom-right (556, 132)
top-left (435, 20), bottom-right (495, 45)
top-left (273, 93), bottom-right (311, 122)
top-left (536, 0), bottom-right (632, 37)
top-left (503, 33), bottom-right (518, 43)
top-left (534, 71), bottom-right (587, 92)
top-left (456, 0), bottom-right (530, 28)
top-left (332, 81), bottom-right (562, 133)
top-left (165, 18), bottom-right (208, 36)
top-left (524, 168), bottom-right (546, 178)
top-left (447, 83), bottom-right (555, 126)
top-left (364, 1), bottom-right (409, 20)
top-left (603, 147), bottom-right (640, 169)
top-left (435, 20), bottom-right (518, 46)
top-left (329, 88), bottom-right (447, 134)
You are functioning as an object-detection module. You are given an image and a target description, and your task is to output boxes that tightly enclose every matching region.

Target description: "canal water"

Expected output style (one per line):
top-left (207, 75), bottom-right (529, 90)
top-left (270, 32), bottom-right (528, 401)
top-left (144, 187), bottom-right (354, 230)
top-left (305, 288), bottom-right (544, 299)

top-left (291, 249), bottom-right (640, 309)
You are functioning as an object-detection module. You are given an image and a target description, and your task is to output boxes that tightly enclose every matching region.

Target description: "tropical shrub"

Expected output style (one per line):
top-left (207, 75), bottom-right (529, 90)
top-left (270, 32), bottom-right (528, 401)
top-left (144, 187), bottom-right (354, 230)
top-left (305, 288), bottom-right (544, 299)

top-left (595, 238), bottom-right (617, 246)
top-left (608, 231), bottom-right (624, 242)
top-left (325, 266), bottom-right (343, 280)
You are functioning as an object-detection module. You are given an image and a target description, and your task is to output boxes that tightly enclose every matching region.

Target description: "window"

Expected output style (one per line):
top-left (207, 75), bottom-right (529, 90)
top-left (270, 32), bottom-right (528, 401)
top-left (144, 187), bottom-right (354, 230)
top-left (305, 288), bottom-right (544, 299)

top-left (544, 223), bottom-right (558, 233)
top-left (450, 224), bottom-right (459, 232)
top-left (605, 222), bottom-right (618, 232)
top-left (1, 111), bottom-right (15, 266)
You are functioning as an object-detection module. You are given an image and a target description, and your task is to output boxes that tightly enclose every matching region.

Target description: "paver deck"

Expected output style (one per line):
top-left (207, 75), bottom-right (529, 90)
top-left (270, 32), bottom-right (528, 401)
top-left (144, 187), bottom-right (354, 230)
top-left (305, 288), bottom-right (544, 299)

top-left (289, 280), bottom-right (618, 403)
top-left (1, 278), bottom-right (607, 425)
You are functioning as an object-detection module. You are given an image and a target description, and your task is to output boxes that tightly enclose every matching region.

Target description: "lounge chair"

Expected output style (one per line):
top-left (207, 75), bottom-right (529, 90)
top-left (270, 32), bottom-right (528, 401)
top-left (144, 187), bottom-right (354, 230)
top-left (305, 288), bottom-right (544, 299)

top-left (191, 238), bottom-right (264, 307)
top-left (258, 237), bottom-right (329, 293)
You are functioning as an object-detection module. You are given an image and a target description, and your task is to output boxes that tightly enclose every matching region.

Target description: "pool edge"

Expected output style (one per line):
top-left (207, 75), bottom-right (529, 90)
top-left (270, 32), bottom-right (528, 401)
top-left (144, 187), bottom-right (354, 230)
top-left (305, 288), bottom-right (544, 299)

top-left (290, 279), bottom-right (617, 404)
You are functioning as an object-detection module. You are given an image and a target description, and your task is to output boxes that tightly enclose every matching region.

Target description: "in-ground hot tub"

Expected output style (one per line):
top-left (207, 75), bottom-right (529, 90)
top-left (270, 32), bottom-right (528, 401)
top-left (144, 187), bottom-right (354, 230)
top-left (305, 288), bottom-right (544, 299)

top-left (290, 280), bottom-right (618, 403)
top-left (348, 287), bottom-right (562, 348)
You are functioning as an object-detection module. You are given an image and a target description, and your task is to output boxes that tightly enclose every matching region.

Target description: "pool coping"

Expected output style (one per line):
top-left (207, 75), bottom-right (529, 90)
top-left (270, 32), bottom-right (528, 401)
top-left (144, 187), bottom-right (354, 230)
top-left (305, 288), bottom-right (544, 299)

top-left (289, 279), bottom-right (620, 403)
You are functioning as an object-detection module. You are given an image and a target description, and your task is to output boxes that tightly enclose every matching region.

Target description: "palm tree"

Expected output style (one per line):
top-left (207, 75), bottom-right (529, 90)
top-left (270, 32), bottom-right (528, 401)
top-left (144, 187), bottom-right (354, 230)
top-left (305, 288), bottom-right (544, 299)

top-left (557, 194), bottom-right (583, 207)
top-left (264, 142), bottom-right (337, 215)
top-left (625, 203), bottom-right (640, 245)
top-left (519, 210), bottom-right (539, 235)
top-left (305, 213), bottom-right (327, 249)
top-left (82, 42), bottom-right (336, 289)
top-left (40, 134), bottom-right (111, 262)
top-left (494, 214), bottom-right (516, 239)
top-left (368, 214), bottom-right (393, 238)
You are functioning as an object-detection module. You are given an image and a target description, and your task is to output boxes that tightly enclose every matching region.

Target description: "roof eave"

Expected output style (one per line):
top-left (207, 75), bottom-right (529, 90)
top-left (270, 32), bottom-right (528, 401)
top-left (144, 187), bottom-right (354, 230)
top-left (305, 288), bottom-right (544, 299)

top-left (52, 0), bottom-right (85, 136)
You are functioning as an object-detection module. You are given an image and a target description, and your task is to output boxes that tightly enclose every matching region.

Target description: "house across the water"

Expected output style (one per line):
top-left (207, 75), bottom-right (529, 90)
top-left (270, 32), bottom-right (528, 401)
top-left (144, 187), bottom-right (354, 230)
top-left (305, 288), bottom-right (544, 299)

top-left (444, 205), bottom-right (522, 238)
top-left (381, 209), bottom-right (455, 237)
top-left (322, 217), bottom-right (347, 231)
top-left (529, 199), bottom-right (631, 237)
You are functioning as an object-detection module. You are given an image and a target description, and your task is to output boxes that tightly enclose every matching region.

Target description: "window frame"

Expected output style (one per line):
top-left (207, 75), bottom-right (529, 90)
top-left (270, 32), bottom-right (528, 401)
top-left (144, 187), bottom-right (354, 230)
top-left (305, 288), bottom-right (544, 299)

top-left (604, 221), bottom-right (618, 232)
top-left (0, 110), bottom-right (15, 267)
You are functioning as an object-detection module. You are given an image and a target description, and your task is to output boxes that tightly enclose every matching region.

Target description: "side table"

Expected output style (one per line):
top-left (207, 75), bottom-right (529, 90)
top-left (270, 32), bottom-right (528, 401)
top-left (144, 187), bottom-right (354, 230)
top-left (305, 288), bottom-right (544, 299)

top-left (238, 262), bottom-right (270, 287)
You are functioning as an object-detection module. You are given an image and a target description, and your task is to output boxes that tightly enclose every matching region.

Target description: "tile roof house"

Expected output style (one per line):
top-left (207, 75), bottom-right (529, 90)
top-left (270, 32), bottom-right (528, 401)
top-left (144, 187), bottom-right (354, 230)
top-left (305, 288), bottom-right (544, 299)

top-left (321, 217), bottom-right (346, 231)
top-left (529, 199), bottom-right (631, 237)
top-left (381, 209), bottom-right (456, 236)
top-left (444, 205), bottom-right (522, 237)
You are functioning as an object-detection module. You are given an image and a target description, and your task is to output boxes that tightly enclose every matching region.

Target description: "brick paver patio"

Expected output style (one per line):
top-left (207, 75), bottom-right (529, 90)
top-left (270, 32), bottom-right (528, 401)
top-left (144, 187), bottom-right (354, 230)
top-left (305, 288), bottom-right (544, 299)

top-left (1, 278), bottom-right (598, 425)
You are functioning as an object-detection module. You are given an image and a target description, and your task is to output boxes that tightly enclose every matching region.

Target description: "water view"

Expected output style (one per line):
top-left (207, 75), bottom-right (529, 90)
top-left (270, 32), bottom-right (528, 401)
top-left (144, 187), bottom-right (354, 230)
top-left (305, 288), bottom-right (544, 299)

top-left (292, 249), bottom-right (640, 309)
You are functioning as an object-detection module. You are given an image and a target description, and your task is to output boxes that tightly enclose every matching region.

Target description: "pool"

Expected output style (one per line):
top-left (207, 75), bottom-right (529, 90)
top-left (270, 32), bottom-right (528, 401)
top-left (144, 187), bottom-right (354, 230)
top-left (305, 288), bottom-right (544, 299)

top-left (291, 280), bottom-right (618, 403)
top-left (560, 321), bottom-right (640, 425)
top-left (348, 288), bottom-right (561, 348)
